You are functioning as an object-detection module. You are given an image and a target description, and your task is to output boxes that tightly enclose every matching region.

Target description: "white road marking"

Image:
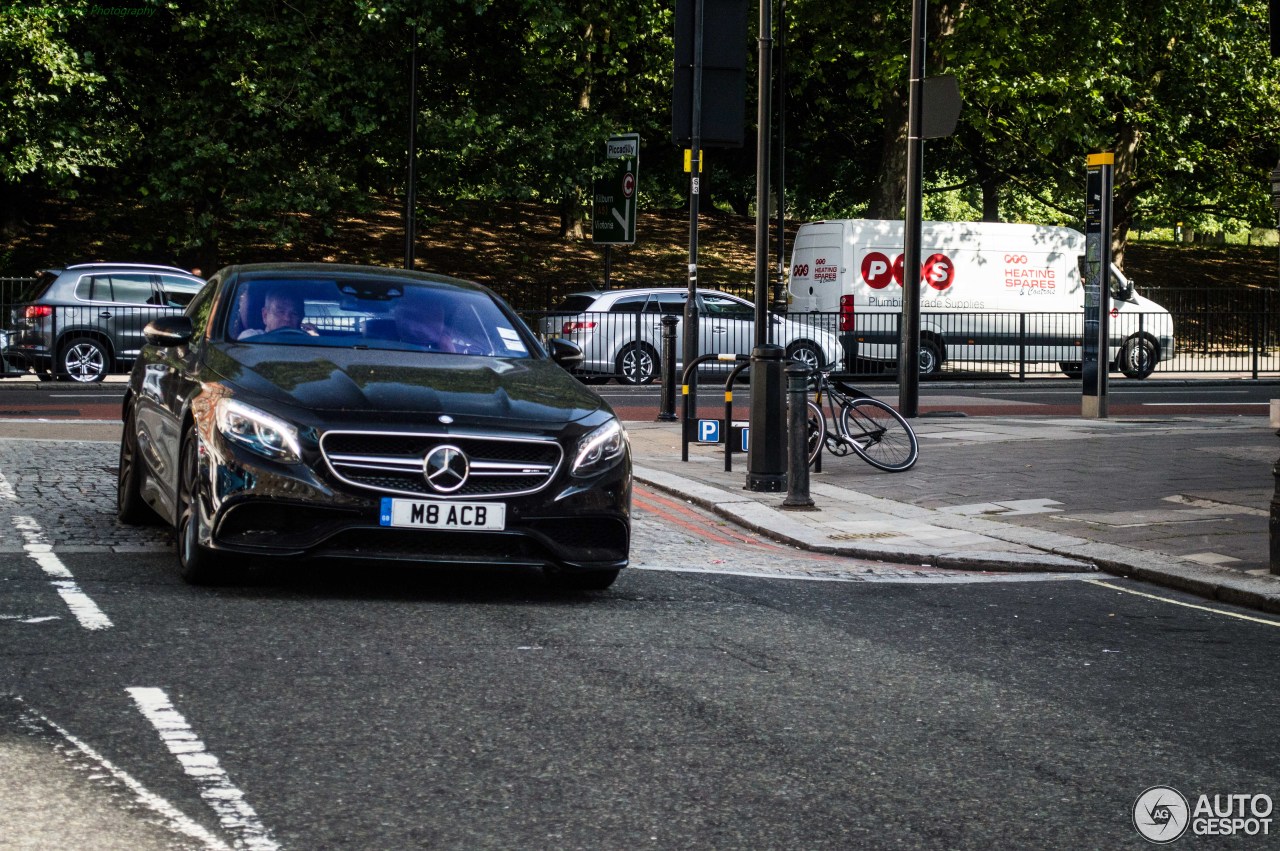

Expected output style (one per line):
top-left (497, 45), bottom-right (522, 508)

top-left (128, 687), bottom-right (281, 851)
top-left (0, 465), bottom-right (113, 630)
top-left (1085, 579), bottom-right (1280, 627)
top-left (15, 697), bottom-right (234, 851)
top-left (13, 515), bottom-right (113, 630)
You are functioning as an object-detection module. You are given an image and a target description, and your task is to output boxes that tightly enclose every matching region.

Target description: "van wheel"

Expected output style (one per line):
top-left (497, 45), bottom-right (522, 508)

top-left (616, 343), bottom-right (658, 385)
top-left (918, 339), bottom-right (943, 375)
top-left (1060, 362), bottom-right (1082, 379)
top-left (1119, 336), bottom-right (1157, 379)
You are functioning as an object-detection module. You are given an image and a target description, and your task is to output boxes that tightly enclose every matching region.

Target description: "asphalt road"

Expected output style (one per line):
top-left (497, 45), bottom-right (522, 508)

top-left (1, 435), bottom-right (1278, 849)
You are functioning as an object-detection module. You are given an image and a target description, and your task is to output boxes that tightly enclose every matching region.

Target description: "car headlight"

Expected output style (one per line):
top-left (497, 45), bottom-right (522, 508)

top-left (215, 399), bottom-right (301, 462)
top-left (571, 418), bottom-right (627, 477)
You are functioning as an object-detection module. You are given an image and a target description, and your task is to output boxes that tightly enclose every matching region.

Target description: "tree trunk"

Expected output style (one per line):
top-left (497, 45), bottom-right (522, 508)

top-left (1111, 120), bottom-right (1143, 270)
top-left (560, 189), bottom-right (585, 240)
top-left (869, 89), bottom-right (908, 220)
top-left (869, 0), bottom-right (967, 221)
top-left (975, 153), bottom-right (1001, 222)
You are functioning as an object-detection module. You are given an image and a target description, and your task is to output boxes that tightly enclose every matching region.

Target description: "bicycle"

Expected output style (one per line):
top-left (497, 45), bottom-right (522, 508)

top-left (805, 367), bottom-right (919, 472)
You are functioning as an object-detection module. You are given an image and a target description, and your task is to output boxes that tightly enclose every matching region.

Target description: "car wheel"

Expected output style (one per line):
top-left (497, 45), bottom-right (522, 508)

top-left (544, 567), bottom-right (621, 591)
top-left (1060, 362), bottom-right (1082, 379)
top-left (785, 341), bottom-right (824, 372)
top-left (1119, 335), bottom-right (1157, 379)
top-left (59, 337), bottom-right (109, 383)
top-left (117, 407), bottom-right (157, 524)
top-left (176, 426), bottom-right (232, 585)
top-left (615, 343), bottom-right (658, 385)
top-left (918, 339), bottom-right (943, 375)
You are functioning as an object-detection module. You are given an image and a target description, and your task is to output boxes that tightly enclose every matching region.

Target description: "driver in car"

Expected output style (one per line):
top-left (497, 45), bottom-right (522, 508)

top-left (238, 289), bottom-right (316, 339)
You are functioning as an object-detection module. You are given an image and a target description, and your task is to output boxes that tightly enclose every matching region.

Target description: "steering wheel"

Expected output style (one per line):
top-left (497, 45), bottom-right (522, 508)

top-left (255, 328), bottom-right (313, 341)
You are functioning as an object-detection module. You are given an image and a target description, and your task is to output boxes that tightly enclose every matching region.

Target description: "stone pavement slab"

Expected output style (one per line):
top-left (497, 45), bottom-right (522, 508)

top-left (625, 416), bottom-right (1280, 614)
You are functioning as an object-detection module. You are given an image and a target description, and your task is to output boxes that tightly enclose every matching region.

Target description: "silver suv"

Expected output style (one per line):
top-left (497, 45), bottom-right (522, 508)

top-left (6, 263), bottom-right (205, 382)
top-left (540, 287), bottom-right (841, 384)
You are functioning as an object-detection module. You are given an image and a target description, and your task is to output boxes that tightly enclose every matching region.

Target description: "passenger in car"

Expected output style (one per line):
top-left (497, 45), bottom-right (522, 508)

top-left (238, 288), bottom-right (316, 339)
top-left (392, 288), bottom-right (457, 352)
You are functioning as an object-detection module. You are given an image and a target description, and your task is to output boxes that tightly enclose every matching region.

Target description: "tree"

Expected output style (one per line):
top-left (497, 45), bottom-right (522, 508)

top-left (0, 5), bottom-right (120, 235)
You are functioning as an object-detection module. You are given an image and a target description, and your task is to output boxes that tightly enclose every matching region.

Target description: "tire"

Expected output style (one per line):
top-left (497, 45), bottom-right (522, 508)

top-left (1060, 362), bottom-right (1082, 379)
top-left (806, 400), bottom-right (826, 467)
top-left (615, 342), bottom-right (658, 385)
top-left (117, 407), bottom-right (158, 524)
top-left (544, 567), bottom-right (621, 591)
top-left (918, 339), bottom-right (943, 376)
top-left (840, 397), bottom-right (919, 472)
top-left (176, 426), bottom-right (231, 585)
top-left (58, 337), bottom-right (110, 383)
top-left (1118, 335), bottom-right (1157, 379)
top-left (786, 341), bottom-right (824, 373)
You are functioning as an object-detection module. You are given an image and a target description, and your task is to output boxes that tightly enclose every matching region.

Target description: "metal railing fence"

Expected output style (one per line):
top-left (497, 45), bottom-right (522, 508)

top-left (3, 276), bottom-right (1278, 379)
top-left (524, 306), bottom-right (1280, 381)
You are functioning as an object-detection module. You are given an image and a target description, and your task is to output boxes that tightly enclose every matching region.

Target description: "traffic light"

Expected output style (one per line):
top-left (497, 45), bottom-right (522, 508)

top-left (672, 0), bottom-right (748, 148)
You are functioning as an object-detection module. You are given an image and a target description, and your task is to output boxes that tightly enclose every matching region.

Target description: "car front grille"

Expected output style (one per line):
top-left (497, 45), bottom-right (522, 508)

top-left (320, 430), bottom-right (563, 499)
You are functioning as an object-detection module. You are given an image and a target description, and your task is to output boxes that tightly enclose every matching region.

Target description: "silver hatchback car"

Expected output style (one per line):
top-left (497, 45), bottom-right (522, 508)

top-left (540, 287), bottom-right (841, 384)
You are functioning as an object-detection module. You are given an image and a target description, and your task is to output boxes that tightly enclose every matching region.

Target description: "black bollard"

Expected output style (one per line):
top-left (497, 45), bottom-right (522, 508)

top-left (1272, 429), bottom-right (1280, 575)
top-left (746, 344), bottom-right (787, 492)
top-left (657, 314), bottom-right (678, 422)
top-left (783, 362), bottom-right (816, 509)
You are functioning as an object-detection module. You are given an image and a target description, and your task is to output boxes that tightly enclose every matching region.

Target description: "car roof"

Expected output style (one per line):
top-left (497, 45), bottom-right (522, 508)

top-left (565, 287), bottom-right (747, 301)
top-left (57, 263), bottom-right (201, 276)
top-left (215, 262), bottom-right (487, 293)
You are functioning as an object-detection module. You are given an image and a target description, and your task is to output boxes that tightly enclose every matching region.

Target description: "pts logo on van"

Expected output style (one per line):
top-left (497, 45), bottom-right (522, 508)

top-left (859, 251), bottom-right (955, 292)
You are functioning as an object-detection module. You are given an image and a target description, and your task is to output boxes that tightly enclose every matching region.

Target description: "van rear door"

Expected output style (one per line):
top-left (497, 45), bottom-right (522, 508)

top-left (788, 222), bottom-right (846, 313)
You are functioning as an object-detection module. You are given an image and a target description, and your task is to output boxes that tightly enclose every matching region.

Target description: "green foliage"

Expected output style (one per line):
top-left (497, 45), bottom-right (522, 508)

top-left (0, 3), bottom-right (121, 184)
top-left (2, 0), bottom-right (1278, 263)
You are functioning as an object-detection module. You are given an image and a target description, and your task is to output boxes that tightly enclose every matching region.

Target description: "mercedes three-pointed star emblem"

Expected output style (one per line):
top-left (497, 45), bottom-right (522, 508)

top-left (423, 445), bottom-right (469, 493)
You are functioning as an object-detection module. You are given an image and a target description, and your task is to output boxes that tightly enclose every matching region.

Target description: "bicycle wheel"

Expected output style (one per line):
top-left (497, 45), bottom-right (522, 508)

top-left (806, 400), bottom-right (826, 466)
top-left (840, 397), bottom-right (919, 472)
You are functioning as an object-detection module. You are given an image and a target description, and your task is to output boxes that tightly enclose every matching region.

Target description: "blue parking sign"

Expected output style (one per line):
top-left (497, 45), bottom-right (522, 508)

top-left (698, 419), bottom-right (721, 443)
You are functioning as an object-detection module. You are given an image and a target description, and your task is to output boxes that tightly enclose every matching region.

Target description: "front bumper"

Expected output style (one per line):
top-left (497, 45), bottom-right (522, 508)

top-left (198, 433), bottom-right (632, 571)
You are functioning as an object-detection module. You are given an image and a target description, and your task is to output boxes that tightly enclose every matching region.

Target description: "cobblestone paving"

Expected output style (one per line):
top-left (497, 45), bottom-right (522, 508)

top-left (0, 439), bottom-right (170, 553)
top-left (0, 438), bottom-right (1075, 584)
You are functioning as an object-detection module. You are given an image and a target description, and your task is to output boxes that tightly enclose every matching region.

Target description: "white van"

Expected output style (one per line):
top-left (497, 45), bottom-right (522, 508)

top-left (787, 219), bottom-right (1175, 378)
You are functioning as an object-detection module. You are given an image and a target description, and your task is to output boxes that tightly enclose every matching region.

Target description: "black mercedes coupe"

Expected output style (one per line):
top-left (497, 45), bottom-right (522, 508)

top-left (117, 263), bottom-right (631, 589)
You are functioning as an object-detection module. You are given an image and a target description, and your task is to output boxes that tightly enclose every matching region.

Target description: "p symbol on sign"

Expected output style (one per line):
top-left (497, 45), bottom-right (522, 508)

top-left (698, 419), bottom-right (721, 443)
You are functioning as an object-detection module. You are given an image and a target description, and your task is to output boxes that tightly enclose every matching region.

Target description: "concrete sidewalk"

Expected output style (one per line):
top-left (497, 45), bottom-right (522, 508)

top-left (626, 414), bottom-right (1280, 614)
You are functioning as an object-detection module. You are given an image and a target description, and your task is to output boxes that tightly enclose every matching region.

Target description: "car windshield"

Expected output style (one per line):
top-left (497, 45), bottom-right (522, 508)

top-left (227, 276), bottom-right (532, 358)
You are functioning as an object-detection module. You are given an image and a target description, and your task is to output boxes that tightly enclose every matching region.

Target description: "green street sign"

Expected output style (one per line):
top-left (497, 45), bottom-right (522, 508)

top-left (593, 133), bottom-right (639, 245)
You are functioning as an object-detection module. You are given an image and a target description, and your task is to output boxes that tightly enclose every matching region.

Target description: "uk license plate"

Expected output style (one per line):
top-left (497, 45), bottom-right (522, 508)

top-left (379, 498), bottom-right (506, 531)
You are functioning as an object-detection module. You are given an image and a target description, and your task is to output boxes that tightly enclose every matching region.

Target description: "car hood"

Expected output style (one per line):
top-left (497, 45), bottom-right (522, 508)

top-left (207, 345), bottom-right (609, 427)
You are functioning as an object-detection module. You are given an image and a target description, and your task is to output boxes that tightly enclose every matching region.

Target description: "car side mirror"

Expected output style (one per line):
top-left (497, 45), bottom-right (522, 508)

top-left (144, 315), bottom-right (194, 347)
top-left (547, 336), bottom-right (583, 368)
